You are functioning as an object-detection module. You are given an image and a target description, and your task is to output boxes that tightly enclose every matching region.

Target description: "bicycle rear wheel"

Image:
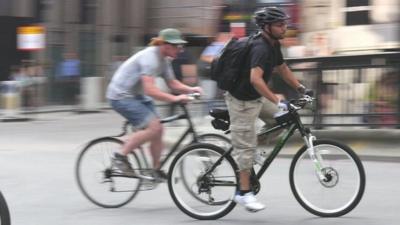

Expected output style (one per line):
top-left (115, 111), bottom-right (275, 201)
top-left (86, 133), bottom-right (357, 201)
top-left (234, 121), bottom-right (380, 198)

top-left (177, 133), bottom-right (231, 207)
top-left (168, 143), bottom-right (238, 220)
top-left (75, 137), bottom-right (142, 208)
top-left (289, 139), bottom-right (365, 217)
top-left (0, 191), bottom-right (10, 225)
top-left (197, 133), bottom-right (231, 151)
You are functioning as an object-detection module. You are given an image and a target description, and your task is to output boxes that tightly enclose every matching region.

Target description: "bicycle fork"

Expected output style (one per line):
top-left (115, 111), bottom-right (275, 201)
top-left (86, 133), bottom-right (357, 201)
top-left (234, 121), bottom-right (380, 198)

top-left (303, 134), bottom-right (326, 181)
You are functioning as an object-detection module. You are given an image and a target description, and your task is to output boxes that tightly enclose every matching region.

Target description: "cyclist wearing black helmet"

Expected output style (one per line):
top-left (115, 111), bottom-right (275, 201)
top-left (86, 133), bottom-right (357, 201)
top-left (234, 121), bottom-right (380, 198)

top-left (226, 7), bottom-right (309, 212)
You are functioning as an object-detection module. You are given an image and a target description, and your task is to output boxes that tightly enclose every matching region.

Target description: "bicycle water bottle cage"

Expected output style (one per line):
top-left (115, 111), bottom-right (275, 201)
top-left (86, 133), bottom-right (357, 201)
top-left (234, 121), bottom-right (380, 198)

top-left (209, 108), bottom-right (230, 131)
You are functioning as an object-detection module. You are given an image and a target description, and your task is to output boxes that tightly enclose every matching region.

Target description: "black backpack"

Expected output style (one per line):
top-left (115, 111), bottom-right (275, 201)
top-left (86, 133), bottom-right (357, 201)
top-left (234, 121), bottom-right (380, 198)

top-left (210, 34), bottom-right (257, 91)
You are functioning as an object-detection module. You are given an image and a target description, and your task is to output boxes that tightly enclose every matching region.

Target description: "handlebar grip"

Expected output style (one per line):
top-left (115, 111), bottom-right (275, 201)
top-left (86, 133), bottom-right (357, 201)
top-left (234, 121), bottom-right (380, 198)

top-left (187, 96), bottom-right (196, 101)
top-left (187, 92), bottom-right (201, 100)
top-left (305, 89), bottom-right (314, 97)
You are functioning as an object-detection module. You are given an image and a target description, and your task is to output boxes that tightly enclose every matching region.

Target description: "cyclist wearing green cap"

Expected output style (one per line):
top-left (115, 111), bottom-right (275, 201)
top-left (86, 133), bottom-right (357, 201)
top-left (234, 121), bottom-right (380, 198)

top-left (107, 28), bottom-right (203, 181)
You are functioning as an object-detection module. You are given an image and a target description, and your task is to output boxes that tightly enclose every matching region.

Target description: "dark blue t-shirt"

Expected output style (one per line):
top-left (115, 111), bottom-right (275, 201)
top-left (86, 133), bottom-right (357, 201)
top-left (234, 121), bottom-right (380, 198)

top-left (230, 35), bottom-right (284, 101)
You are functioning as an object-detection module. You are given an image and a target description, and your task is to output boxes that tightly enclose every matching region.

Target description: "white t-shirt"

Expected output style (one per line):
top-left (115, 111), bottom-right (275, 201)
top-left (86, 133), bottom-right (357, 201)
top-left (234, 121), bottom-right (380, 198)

top-left (106, 46), bottom-right (175, 100)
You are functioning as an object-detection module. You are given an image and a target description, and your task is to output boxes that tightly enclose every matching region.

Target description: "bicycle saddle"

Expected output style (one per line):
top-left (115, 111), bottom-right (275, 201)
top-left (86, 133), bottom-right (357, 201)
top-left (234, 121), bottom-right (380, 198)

top-left (209, 108), bottom-right (230, 121)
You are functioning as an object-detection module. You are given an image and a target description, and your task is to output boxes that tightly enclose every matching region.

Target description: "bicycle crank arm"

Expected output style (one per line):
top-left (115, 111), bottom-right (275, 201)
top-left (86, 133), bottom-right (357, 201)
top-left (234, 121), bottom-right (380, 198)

top-left (209, 180), bottom-right (236, 187)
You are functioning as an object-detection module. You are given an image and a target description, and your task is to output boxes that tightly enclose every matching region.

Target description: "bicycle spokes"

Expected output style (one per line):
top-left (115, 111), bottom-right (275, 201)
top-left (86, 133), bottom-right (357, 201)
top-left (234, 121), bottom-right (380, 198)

top-left (168, 145), bottom-right (238, 219)
top-left (290, 141), bottom-right (365, 217)
top-left (76, 138), bottom-right (142, 208)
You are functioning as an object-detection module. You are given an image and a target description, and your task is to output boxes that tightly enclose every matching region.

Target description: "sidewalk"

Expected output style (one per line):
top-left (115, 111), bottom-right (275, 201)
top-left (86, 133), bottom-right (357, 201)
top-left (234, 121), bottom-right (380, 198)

top-left (2, 104), bottom-right (399, 158)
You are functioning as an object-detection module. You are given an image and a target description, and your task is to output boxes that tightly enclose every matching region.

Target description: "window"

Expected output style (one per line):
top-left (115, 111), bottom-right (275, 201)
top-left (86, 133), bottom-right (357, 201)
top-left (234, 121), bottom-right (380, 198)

top-left (34, 0), bottom-right (50, 22)
top-left (80, 0), bottom-right (97, 24)
top-left (344, 0), bottom-right (371, 25)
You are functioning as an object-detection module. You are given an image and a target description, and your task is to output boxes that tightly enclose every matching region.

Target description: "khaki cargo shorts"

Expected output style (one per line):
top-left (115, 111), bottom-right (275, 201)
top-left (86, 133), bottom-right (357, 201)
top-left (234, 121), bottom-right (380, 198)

top-left (225, 92), bottom-right (279, 171)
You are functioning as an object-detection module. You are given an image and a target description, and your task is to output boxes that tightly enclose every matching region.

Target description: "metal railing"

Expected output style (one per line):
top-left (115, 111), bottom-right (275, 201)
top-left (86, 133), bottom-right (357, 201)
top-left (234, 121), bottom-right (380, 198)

top-left (156, 52), bottom-right (400, 129)
top-left (285, 52), bottom-right (400, 129)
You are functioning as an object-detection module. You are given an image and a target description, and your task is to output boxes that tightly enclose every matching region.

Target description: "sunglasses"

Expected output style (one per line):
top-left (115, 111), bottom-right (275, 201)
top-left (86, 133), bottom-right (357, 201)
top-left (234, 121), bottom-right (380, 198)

top-left (166, 43), bottom-right (184, 49)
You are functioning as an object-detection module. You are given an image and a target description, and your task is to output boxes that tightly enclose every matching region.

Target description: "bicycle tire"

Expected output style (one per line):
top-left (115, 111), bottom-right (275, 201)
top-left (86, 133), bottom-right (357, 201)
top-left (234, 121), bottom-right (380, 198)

top-left (289, 139), bottom-right (365, 217)
top-left (180, 133), bottom-right (232, 205)
top-left (197, 133), bottom-right (231, 151)
top-left (0, 191), bottom-right (10, 225)
top-left (168, 143), bottom-right (238, 220)
top-left (75, 137), bottom-right (142, 208)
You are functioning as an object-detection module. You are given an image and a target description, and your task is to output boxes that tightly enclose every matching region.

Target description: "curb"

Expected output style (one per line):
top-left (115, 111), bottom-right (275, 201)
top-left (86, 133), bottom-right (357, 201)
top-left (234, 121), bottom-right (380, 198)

top-left (0, 116), bottom-right (32, 122)
top-left (312, 129), bottom-right (400, 142)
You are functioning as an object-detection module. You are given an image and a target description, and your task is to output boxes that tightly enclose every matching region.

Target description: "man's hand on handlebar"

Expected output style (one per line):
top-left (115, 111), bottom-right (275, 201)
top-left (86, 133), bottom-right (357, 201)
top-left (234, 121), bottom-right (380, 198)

top-left (189, 86), bottom-right (203, 95)
top-left (304, 89), bottom-right (314, 97)
top-left (288, 94), bottom-right (314, 111)
top-left (174, 94), bottom-right (191, 103)
top-left (174, 92), bottom-right (202, 103)
top-left (297, 84), bottom-right (314, 97)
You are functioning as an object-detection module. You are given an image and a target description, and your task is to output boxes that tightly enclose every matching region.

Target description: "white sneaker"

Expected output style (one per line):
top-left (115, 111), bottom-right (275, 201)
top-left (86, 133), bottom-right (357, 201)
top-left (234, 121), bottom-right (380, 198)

top-left (234, 192), bottom-right (266, 212)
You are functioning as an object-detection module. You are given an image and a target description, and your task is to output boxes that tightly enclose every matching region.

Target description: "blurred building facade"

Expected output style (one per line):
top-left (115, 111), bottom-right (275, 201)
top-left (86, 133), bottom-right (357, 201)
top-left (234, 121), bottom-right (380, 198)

top-left (0, 0), bottom-right (224, 104)
top-left (295, 0), bottom-right (400, 128)
top-left (0, 0), bottom-right (399, 115)
top-left (301, 0), bottom-right (400, 55)
top-left (3, 0), bottom-right (398, 79)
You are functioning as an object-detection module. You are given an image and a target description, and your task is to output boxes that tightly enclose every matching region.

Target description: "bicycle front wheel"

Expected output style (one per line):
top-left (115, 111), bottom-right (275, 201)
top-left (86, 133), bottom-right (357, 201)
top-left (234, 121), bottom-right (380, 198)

top-left (75, 137), bottom-right (142, 208)
top-left (290, 139), bottom-right (365, 217)
top-left (168, 143), bottom-right (238, 220)
top-left (0, 191), bottom-right (10, 225)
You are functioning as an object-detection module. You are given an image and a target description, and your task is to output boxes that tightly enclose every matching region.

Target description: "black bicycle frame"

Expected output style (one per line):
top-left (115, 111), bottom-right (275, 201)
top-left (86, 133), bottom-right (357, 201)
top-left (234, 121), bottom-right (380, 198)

top-left (203, 108), bottom-right (309, 185)
top-left (254, 122), bottom-right (297, 179)
top-left (129, 104), bottom-right (202, 170)
top-left (254, 108), bottom-right (311, 180)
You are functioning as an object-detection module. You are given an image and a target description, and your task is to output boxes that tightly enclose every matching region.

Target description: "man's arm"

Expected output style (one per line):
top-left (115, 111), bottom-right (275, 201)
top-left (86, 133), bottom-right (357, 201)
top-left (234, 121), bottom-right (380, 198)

top-left (250, 66), bottom-right (280, 104)
top-left (200, 55), bottom-right (214, 64)
top-left (275, 63), bottom-right (303, 91)
top-left (142, 76), bottom-right (187, 102)
top-left (167, 79), bottom-right (202, 95)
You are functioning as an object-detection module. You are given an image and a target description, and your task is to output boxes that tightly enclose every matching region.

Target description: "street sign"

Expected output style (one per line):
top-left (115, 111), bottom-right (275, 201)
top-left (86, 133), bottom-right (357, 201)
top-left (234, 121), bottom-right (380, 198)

top-left (17, 25), bottom-right (45, 51)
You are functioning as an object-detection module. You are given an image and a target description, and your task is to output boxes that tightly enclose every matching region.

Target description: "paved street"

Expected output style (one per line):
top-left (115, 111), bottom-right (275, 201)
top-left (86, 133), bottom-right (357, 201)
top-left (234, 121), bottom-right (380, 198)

top-left (0, 111), bottom-right (399, 225)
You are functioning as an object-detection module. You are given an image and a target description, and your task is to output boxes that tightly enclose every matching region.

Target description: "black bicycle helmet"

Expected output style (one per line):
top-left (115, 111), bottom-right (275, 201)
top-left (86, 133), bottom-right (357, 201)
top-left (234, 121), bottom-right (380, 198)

top-left (254, 7), bottom-right (290, 28)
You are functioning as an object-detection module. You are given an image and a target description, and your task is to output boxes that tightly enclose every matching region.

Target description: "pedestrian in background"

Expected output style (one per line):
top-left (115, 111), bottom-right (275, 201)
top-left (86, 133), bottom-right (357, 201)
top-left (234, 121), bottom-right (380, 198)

top-left (198, 32), bottom-right (231, 80)
top-left (56, 52), bottom-right (81, 105)
top-left (169, 47), bottom-right (198, 116)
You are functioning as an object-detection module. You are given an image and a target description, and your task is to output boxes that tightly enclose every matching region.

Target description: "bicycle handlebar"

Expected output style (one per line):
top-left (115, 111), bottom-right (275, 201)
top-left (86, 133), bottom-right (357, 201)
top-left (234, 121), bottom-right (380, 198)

top-left (186, 92), bottom-right (201, 101)
top-left (176, 92), bottom-right (201, 106)
top-left (289, 94), bottom-right (314, 111)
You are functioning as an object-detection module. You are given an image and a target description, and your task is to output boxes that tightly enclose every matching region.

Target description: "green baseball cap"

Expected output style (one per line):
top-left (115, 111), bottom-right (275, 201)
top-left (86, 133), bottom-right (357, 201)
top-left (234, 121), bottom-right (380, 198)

top-left (158, 28), bottom-right (187, 44)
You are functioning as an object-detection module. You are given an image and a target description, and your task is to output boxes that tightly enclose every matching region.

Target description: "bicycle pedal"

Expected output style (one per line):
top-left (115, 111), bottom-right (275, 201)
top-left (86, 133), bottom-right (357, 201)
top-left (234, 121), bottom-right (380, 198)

top-left (137, 174), bottom-right (156, 181)
top-left (101, 179), bottom-right (112, 183)
top-left (140, 182), bottom-right (158, 191)
top-left (246, 207), bottom-right (264, 213)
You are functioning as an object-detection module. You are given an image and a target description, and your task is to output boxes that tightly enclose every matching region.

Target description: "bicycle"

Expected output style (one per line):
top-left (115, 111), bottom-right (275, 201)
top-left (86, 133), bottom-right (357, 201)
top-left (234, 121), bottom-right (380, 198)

top-left (168, 94), bottom-right (366, 220)
top-left (75, 93), bottom-right (231, 208)
top-left (0, 191), bottom-right (10, 225)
